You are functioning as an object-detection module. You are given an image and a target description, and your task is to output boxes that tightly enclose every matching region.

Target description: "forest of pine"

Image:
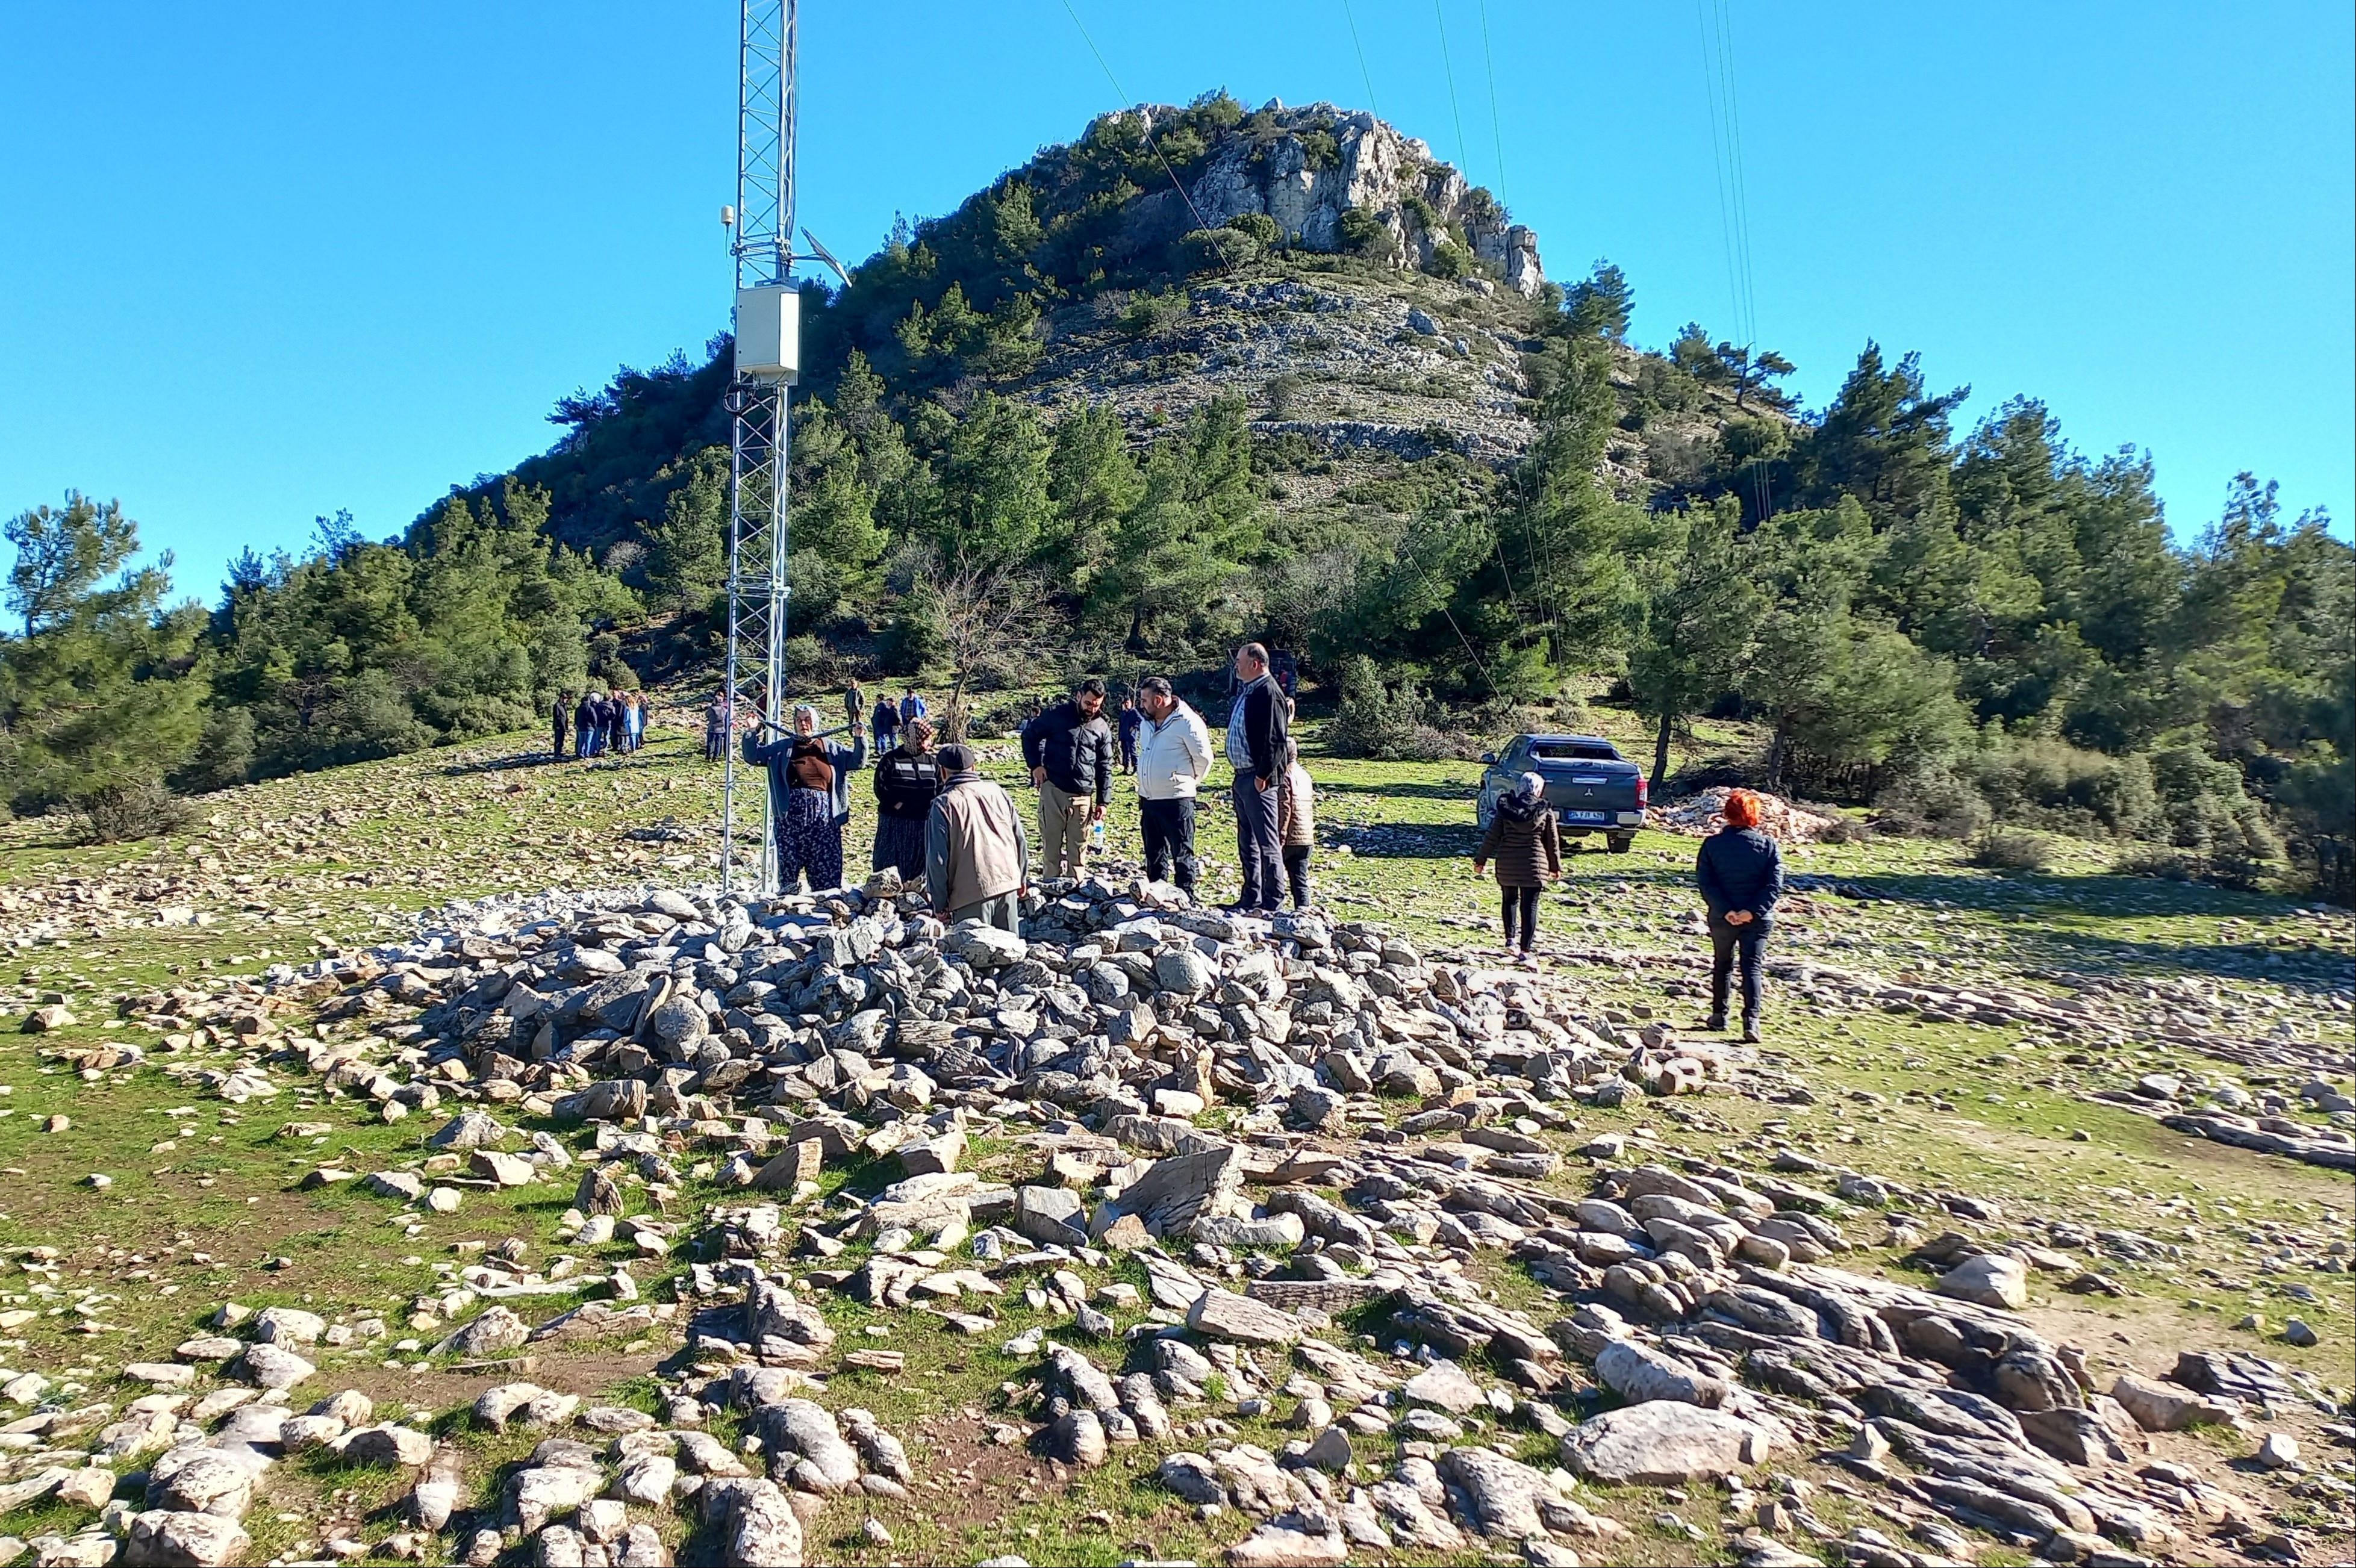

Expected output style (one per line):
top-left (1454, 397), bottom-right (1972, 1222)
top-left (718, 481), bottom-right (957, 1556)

top-left (3, 93), bottom-right (2349, 897)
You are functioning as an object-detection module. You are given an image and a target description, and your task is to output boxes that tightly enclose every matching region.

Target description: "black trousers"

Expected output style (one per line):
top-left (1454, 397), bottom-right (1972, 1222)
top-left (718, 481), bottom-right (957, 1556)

top-left (1140, 796), bottom-right (1198, 890)
top-left (1500, 885), bottom-right (1541, 950)
top-left (1282, 845), bottom-right (1312, 909)
top-left (1709, 913), bottom-right (1771, 1021)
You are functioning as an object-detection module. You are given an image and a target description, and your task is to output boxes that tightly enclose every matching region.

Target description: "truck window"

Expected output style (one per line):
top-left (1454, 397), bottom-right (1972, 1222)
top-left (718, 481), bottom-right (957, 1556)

top-left (1528, 741), bottom-right (1622, 762)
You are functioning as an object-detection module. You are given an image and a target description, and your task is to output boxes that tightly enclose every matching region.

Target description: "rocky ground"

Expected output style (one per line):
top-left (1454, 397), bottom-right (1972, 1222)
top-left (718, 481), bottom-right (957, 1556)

top-left (0, 702), bottom-right (2348, 1567)
top-left (1008, 262), bottom-right (1699, 517)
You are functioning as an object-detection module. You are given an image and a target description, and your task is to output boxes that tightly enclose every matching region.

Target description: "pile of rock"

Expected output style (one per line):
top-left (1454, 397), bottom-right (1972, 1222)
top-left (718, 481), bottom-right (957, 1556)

top-left (1648, 786), bottom-right (1841, 844)
top-left (7, 871), bottom-right (2339, 1566)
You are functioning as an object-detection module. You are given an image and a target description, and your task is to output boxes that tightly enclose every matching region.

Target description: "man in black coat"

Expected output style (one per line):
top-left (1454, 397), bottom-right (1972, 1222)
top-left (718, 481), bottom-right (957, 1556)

top-left (1224, 641), bottom-right (1291, 912)
top-left (550, 695), bottom-right (570, 762)
top-left (1021, 677), bottom-right (1114, 879)
top-left (1695, 789), bottom-right (1784, 1042)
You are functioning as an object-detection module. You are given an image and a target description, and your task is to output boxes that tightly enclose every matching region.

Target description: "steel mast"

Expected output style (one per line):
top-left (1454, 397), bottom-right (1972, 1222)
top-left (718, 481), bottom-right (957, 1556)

top-left (720, 0), bottom-right (798, 894)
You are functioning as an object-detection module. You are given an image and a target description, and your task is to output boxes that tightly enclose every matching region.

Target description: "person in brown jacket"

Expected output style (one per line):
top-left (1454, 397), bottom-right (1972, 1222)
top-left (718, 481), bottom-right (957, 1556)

top-left (1276, 733), bottom-right (1315, 910)
top-left (925, 744), bottom-right (1029, 933)
top-left (1474, 771), bottom-right (1561, 962)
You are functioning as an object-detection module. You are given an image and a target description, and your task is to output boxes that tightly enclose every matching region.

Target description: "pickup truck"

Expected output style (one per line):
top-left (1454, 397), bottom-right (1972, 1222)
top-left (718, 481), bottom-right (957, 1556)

top-left (1475, 733), bottom-right (1648, 851)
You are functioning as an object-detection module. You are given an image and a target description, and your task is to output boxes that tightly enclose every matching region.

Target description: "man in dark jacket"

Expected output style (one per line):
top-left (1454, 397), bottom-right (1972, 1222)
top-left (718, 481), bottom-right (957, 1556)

top-left (575, 692), bottom-right (601, 759)
top-left (1224, 642), bottom-right (1291, 912)
top-left (1021, 676), bottom-right (1114, 880)
top-left (1695, 788), bottom-right (1784, 1042)
top-left (1116, 697), bottom-right (1142, 774)
top-left (550, 695), bottom-right (570, 763)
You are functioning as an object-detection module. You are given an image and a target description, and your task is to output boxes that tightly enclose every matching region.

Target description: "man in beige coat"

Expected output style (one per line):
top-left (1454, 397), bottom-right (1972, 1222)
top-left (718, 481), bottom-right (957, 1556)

top-left (925, 745), bottom-right (1029, 933)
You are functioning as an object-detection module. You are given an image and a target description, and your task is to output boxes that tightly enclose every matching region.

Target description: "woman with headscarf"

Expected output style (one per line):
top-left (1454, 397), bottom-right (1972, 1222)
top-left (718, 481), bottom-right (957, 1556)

top-left (1695, 788), bottom-right (1783, 1042)
top-left (870, 716), bottom-right (941, 882)
top-left (1473, 771), bottom-right (1562, 963)
top-left (704, 690), bottom-right (732, 763)
top-left (744, 702), bottom-right (868, 892)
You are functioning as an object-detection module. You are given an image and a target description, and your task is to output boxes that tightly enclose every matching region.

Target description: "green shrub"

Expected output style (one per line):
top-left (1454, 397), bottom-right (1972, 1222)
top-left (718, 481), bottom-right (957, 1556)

top-left (2148, 744), bottom-right (2282, 889)
top-left (173, 706), bottom-right (256, 795)
top-left (1969, 826), bottom-right (2052, 871)
top-left (1338, 205), bottom-right (1391, 257)
top-left (1226, 212), bottom-right (1282, 247)
top-left (2112, 845), bottom-right (2195, 881)
top-left (1330, 655), bottom-right (1456, 761)
top-left (1120, 289), bottom-right (1187, 337)
top-left (1872, 765), bottom-right (1990, 839)
top-left (1426, 241), bottom-right (1472, 281)
top-left (1177, 226), bottom-right (1262, 273)
top-left (1263, 373), bottom-right (1306, 422)
top-left (72, 778), bottom-right (192, 844)
top-left (1963, 738), bottom-right (2156, 838)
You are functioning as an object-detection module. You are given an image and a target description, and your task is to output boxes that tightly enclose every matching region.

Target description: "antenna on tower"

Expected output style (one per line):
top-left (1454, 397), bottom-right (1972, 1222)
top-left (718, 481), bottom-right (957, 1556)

top-left (720, 0), bottom-right (799, 895)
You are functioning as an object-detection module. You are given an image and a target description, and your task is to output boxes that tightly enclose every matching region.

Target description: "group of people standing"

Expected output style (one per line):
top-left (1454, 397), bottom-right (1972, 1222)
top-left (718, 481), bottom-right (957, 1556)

top-left (1013, 644), bottom-right (1314, 915)
top-left (551, 688), bottom-right (647, 761)
top-left (729, 642), bottom-right (1320, 934)
top-left (868, 688), bottom-right (929, 753)
top-left (697, 649), bottom-right (1790, 1041)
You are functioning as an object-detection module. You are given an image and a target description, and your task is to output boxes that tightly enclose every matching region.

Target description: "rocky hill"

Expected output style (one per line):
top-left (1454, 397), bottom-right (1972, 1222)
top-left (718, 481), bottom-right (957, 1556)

top-left (1056, 100), bottom-right (1545, 297)
top-left (510, 95), bottom-right (1744, 568)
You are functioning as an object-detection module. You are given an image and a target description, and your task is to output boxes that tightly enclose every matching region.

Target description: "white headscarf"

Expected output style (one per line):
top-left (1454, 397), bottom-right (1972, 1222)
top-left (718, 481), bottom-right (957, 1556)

top-left (1518, 771), bottom-right (1545, 802)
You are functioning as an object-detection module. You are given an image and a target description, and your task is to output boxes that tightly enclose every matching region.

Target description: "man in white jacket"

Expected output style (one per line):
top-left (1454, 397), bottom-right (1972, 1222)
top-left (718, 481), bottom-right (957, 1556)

top-left (1132, 676), bottom-right (1212, 894)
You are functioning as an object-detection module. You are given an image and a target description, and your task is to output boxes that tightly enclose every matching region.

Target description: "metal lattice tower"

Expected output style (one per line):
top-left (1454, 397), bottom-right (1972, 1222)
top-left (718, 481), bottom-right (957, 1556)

top-left (720, 0), bottom-right (797, 893)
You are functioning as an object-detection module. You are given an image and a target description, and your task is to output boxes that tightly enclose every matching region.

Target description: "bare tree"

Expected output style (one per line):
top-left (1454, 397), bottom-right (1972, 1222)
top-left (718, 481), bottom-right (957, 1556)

top-left (914, 551), bottom-right (1044, 742)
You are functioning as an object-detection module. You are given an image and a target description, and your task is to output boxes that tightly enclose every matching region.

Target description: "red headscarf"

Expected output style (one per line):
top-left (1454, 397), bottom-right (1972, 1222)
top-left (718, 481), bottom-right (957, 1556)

top-left (1722, 789), bottom-right (1762, 830)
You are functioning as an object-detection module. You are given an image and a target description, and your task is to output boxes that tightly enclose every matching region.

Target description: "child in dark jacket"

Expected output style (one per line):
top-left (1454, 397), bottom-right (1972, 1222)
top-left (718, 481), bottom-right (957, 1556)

top-left (1474, 771), bottom-right (1562, 962)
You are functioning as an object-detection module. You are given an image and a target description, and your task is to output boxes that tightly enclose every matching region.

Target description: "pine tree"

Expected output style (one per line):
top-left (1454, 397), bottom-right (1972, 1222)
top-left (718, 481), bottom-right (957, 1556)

top-left (1629, 499), bottom-right (1761, 789)
top-left (1046, 404), bottom-right (1144, 588)
top-left (0, 493), bottom-right (205, 826)
top-left (939, 394), bottom-right (1054, 567)
top-left (1562, 260), bottom-right (1632, 341)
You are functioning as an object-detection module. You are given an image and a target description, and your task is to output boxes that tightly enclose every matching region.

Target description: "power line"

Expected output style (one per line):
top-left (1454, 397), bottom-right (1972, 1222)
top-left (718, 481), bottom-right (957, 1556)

top-left (1339, 0), bottom-right (1382, 118)
top-left (1477, 0), bottom-right (1509, 202)
top-left (1432, 0), bottom-right (1472, 180)
top-left (1694, 0), bottom-right (1775, 523)
top-left (1713, 0), bottom-right (1760, 347)
top-left (1057, 0), bottom-right (1217, 238)
top-left (1694, 1), bottom-right (1745, 344)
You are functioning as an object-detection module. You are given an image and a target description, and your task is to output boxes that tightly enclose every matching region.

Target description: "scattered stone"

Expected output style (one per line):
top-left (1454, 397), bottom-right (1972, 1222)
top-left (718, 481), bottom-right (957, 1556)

top-left (1936, 1252), bottom-right (2028, 1310)
top-left (2110, 1372), bottom-right (2239, 1432)
top-left (231, 1343), bottom-right (314, 1392)
top-left (1562, 1401), bottom-right (1776, 1484)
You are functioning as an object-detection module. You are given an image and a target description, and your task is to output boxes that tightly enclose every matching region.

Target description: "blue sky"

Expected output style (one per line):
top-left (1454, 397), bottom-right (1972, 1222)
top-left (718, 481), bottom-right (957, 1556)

top-left (2, 1), bottom-right (2348, 605)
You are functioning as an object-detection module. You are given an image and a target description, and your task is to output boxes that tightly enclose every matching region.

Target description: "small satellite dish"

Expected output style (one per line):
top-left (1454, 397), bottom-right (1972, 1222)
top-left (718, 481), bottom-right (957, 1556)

top-left (720, 205), bottom-right (737, 228)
